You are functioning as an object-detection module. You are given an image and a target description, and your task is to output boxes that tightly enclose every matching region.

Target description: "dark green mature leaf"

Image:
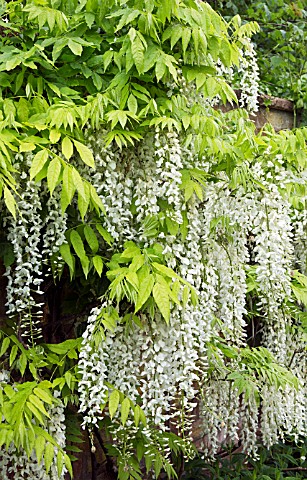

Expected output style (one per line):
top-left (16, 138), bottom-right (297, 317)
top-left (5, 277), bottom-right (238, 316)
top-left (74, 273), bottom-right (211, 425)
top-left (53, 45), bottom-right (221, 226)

top-left (70, 230), bottom-right (86, 259)
top-left (84, 225), bottom-right (99, 253)
top-left (60, 243), bottom-right (75, 278)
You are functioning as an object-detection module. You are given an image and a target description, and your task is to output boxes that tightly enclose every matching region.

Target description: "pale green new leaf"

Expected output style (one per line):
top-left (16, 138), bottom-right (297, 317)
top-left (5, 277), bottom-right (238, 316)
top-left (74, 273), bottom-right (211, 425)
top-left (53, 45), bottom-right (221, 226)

top-left (72, 139), bottom-right (95, 168)
top-left (135, 274), bottom-right (155, 312)
top-left (28, 394), bottom-right (49, 417)
top-left (155, 57), bottom-right (166, 82)
top-left (131, 34), bottom-right (145, 74)
top-left (182, 27), bottom-right (191, 54)
top-left (93, 255), bottom-right (103, 276)
top-left (0, 337), bottom-right (10, 357)
top-left (78, 187), bottom-right (90, 219)
top-left (49, 129), bottom-right (61, 143)
top-left (33, 387), bottom-right (53, 405)
top-left (121, 397), bottom-right (130, 425)
top-left (61, 166), bottom-right (76, 211)
top-left (68, 39), bottom-right (82, 56)
top-left (153, 282), bottom-right (170, 323)
top-left (127, 94), bottom-right (138, 114)
top-left (26, 401), bottom-right (45, 425)
top-left (20, 142), bottom-right (37, 152)
top-left (62, 137), bottom-right (73, 160)
top-left (19, 352), bottom-right (27, 376)
top-left (4, 186), bottom-right (16, 219)
top-left (35, 435), bottom-right (46, 464)
top-left (152, 262), bottom-right (179, 280)
top-left (109, 390), bottom-right (120, 419)
top-left (57, 450), bottom-right (63, 477)
top-left (64, 453), bottom-right (73, 477)
top-left (134, 405), bottom-right (141, 427)
top-left (30, 149), bottom-right (49, 179)
top-left (205, 76), bottom-right (220, 97)
top-left (90, 184), bottom-right (105, 214)
top-left (72, 167), bottom-right (86, 200)
top-left (9, 345), bottom-right (18, 366)
top-left (44, 442), bottom-right (54, 474)
top-left (84, 225), bottom-right (99, 253)
top-left (139, 407), bottom-right (147, 426)
top-left (47, 157), bottom-right (61, 195)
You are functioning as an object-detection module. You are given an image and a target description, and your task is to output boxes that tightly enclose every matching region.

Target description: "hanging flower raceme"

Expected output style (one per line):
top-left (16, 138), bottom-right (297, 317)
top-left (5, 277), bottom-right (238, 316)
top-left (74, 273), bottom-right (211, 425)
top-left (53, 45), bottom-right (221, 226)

top-left (238, 40), bottom-right (260, 113)
top-left (41, 186), bottom-right (68, 276)
top-left (252, 181), bottom-right (293, 362)
top-left (4, 172), bottom-right (44, 344)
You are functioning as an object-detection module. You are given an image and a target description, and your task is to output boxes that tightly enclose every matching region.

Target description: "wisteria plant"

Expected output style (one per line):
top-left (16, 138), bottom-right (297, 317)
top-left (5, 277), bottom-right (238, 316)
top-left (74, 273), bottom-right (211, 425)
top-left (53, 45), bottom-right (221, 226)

top-left (0, 0), bottom-right (306, 479)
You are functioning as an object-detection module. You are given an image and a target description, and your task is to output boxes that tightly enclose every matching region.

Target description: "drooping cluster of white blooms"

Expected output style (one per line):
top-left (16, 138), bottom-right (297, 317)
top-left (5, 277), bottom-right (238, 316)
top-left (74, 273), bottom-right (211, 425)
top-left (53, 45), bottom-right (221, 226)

top-left (1, 35), bottom-right (306, 477)
top-left (3, 156), bottom-right (71, 343)
top-left (4, 172), bottom-right (44, 343)
top-left (78, 123), bottom-right (306, 465)
top-left (154, 131), bottom-right (184, 225)
top-left (292, 207), bottom-right (307, 273)
top-left (82, 130), bottom-right (135, 244)
top-left (41, 186), bottom-right (68, 275)
top-left (78, 303), bottom-right (110, 427)
top-left (238, 41), bottom-right (260, 113)
top-left (133, 134), bottom-right (161, 224)
top-left (251, 162), bottom-right (293, 362)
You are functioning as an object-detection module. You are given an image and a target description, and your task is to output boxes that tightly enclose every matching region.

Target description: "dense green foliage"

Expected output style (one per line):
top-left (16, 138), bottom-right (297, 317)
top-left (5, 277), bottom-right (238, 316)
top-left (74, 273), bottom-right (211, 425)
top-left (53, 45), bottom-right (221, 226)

top-left (212, 0), bottom-right (307, 121)
top-left (183, 437), bottom-right (307, 479)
